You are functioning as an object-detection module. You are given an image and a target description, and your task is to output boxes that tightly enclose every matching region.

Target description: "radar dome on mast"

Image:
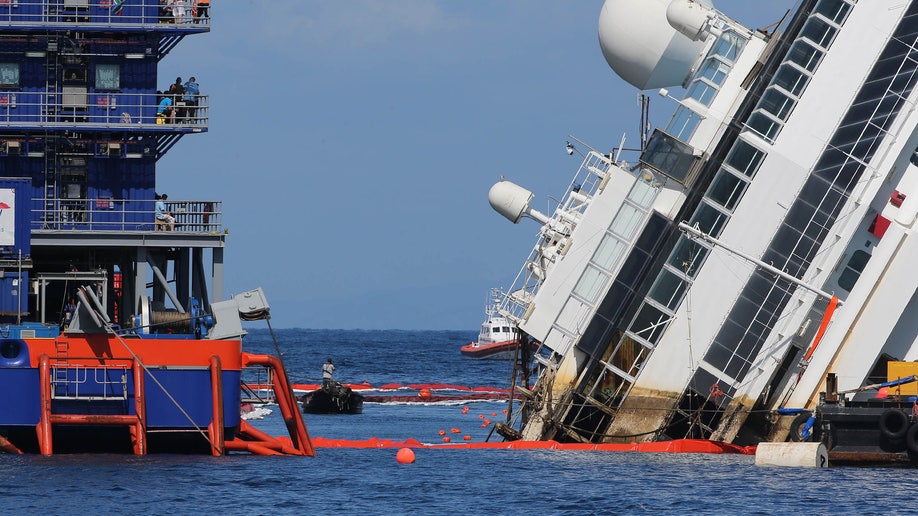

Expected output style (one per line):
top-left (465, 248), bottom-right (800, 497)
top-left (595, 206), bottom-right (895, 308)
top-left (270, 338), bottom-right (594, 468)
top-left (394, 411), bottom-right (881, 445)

top-left (488, 180), bottom-right (549, 225)
top-left (666, 0), bottom-right (721, 42)
top-left (597, 0), bottom-right (712, 90)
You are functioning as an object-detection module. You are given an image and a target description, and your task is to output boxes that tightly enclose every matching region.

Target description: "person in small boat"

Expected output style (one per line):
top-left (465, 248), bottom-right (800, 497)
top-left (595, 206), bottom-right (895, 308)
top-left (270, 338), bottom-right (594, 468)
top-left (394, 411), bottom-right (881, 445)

top-left (322, 358), bottom-right (335, 389)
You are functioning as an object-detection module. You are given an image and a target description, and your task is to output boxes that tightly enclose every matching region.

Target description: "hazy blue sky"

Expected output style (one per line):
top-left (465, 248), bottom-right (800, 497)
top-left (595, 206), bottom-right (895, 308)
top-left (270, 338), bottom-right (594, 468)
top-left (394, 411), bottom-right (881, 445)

top-left (160, 0), bottom-right (798, 329)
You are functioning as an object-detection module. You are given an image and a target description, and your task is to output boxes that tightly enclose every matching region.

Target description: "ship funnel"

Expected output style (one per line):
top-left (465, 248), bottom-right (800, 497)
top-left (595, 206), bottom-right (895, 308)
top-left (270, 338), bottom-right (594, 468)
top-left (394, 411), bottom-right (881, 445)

top-left (488, 180), bottom-right (550, 225)
top-left (666, 0), bottom-right (720, 42)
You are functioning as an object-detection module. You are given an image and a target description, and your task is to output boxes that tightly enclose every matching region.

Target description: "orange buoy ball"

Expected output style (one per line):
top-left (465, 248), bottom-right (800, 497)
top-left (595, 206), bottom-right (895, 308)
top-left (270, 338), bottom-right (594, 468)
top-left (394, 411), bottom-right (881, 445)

top-left (450, 427), bottom-right (461, 433)
top-left (502, 409), bottom-right (508, 414)
top-left (484, 419), bottom-right (491, 425)
top-left (438, 429), bottom-right (446, 436)
top-left (442, 436), bottom-right (451, 443)
top-left (463, 435), bottom-right (471, 441)
top-left (480, 423), bottom-right (488, 428)
top-left (478, 414), bottom-right (484, 419)
top-left (491, 412), bottom-right (497, 416)
top-left (396, 447), bottom-right (416, 464)
top-left (419, 388), bottom-right (432, 398)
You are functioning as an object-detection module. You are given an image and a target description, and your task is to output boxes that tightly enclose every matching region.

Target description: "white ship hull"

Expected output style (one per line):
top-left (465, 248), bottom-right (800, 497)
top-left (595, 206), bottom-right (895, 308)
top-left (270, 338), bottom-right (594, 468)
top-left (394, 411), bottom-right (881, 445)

top-left (490, 0), bottom-right (918, 446)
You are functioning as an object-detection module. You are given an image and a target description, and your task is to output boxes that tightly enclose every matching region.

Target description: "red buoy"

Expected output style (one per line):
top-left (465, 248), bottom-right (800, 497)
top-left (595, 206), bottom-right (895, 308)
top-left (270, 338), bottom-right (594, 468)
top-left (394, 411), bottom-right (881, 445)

top-left (463, 435), bottom-right (471, 441)
top-left (450, 427), bottom-right (461, 433)
top-left (442, 436), bottom-right (451, 443)
top-left (419, 388), bottom-right (432, 398)
top-left (396, 447), bottom-right (416, 464)
top-left (438, 429), bottom-right (446, 436)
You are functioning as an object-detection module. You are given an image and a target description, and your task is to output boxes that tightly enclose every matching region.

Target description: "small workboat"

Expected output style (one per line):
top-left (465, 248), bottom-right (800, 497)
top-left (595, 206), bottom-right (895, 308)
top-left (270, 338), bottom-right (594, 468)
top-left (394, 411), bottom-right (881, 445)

top-left (461, 289), bottom-right (535, 359)
top-left (301, 382), bottom-right (364, 414)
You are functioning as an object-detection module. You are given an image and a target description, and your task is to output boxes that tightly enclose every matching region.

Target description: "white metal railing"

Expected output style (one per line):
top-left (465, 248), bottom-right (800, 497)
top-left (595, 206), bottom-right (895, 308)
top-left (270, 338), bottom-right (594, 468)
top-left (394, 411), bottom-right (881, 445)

top-left (33, 197), bottom-right (223, 232)
top-left (0, 92), bottom-right (208, 127)
top-left (0, 0), bottom-right (211, 27)
top-left (51, 365), bottom-right (129, 401)
top-left (498, 151), bottom-right (615, 323)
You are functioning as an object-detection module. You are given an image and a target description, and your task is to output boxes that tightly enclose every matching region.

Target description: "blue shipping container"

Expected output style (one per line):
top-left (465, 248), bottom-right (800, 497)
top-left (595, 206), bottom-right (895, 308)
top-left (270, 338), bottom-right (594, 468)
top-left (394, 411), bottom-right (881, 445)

top-left (0, 273), bottom-right (27, 316)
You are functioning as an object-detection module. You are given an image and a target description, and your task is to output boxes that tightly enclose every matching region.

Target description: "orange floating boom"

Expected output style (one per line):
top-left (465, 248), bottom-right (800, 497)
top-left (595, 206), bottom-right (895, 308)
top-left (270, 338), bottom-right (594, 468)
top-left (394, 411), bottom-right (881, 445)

top-left (309, 437), bottom-right (755, 454)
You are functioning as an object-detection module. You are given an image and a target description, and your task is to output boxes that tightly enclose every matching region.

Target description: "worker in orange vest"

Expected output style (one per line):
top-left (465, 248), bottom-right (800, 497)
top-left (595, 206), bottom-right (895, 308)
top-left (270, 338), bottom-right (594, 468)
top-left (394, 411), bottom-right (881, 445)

top-left (194, 0), bottom-right (209, 24)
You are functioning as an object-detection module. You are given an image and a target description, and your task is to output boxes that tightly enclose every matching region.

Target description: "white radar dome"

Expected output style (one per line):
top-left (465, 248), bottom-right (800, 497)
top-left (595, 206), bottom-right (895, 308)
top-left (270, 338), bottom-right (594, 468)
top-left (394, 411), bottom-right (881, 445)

top-left (598, 0), bottom-right (711, 90)
top-left (496, 179), bottom-right (548, 224)
top-left (489, 180), bottom-right (535, 224)
top-left (667, 0), bottom-right (719, 41)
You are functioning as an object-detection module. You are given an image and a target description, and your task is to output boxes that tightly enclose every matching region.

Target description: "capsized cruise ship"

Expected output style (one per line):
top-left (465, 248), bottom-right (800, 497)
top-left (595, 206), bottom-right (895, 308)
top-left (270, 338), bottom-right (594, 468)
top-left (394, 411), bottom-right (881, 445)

top-left (489, 0), bottom-right (918, 446)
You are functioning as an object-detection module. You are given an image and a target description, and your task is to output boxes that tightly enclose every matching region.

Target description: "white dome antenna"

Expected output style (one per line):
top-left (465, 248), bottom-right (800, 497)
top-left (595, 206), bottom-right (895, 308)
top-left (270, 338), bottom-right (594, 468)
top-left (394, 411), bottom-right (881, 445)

top-left (598, 0), bottom-right (709, 90)
top-left (488, 180), bottom-right (550, 225)
top-left (667, 0), bottom-right (722, 42)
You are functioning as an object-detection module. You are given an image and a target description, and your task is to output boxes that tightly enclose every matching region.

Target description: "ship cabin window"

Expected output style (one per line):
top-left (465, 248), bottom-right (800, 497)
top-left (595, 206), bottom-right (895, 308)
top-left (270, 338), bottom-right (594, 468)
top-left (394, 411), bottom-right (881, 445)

top-left (800, 15), bottom-right (838, 49)
top-left (666, 105), bottom-right (704, 141)
top-left (773, 63), bottom-right (810, 97)
top-left (593, 234), bottom-right (626, 271)
top-left (787, 40), bottom-right (824, 73)
top-left (610, 203), bottom-right (644, 240)
top-left (95, 64), bottom-right (120, 91)
top-left (696, 58), bottom-right (731, 87)
top-left (747, 111), bottom-right (782, 142)
top-left (759, 89), bottom-right (795, 120)
top-left (687, 80), bottom-right (717, 106)
top-left (838, 249), bottom-right (870, 291)
top-left (640, 129), bottom-right (698, 185)
top-left (707, 167), bottom-right (747, 211)
top-left (0, 63), bottom-right (19, 89)
top-left (627, 179), bottom-right (657, 208)
top-left (648, 268), bottom-right (688, 311)
top-left (814, 0), bottom-right (852, 25)
top-left (503, 327), bottom-right (511, 333)
top-left (492, 327), bottom-right (500, 333)
top-left (574, 264), bottom-right (607, 304)
top-left (709, 30), bottom-right (747, 62)
top-left (689, 201), bottom-right (729, 238)
top-left (667, 236), bottom-right (709, 278)
top-left (686, 58), bottom-right (731, 107)
top-left (724, 139), bottom-right (765, 177)
top-left (63, 68), bottom-right (88, 84)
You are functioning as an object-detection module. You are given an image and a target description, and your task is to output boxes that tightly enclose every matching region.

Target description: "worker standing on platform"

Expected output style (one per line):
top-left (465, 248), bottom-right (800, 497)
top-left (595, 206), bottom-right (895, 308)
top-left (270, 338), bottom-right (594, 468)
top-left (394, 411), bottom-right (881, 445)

top-left (182, 77), bottom-right (199, 123)
top-left (194, 0), bottom-right (209, 24)
top-left (322, 358), bottom-right (335, 389)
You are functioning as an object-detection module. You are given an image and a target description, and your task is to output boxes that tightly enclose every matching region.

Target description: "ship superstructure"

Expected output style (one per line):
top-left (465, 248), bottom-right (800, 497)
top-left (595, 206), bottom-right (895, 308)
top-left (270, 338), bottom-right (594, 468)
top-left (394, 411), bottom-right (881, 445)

top-left (0, 1), bottom-right (220, 334)
top-left (0, 3), bottom-right (313, 455)
top-left (491, 0), bottom-right (918, 446)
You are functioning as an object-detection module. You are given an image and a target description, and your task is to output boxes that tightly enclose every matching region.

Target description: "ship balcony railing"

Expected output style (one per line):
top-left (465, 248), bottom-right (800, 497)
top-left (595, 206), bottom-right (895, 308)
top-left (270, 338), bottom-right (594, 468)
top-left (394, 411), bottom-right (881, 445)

top-left (0, 92), bottom-right (208, 130)
top-left (0, 0), bottom-right (211, 29)
top-left (33, 198), bottom-right (223, 233)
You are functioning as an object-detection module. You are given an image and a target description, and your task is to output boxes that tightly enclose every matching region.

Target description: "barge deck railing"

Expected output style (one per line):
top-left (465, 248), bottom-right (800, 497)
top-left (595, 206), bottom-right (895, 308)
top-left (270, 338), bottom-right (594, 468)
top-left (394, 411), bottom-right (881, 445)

top-left (32, 198), bottom-right (224, 233)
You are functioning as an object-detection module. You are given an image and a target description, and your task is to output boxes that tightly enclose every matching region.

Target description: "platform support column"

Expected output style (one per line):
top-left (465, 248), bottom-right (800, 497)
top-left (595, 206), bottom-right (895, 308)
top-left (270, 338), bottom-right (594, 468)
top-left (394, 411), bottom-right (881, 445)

top-left (37, 354), bottom-right (53, 455)
top-left (132, 359), bottom-right (147, 455)
top-left (208, 355), bottom-right (225, 456)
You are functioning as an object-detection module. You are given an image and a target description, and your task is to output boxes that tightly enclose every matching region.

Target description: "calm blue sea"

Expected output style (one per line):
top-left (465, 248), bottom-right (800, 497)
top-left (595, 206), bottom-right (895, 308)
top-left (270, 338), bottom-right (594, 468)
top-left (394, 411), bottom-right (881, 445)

top-left (1, 329), bottom-right (915, 515)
